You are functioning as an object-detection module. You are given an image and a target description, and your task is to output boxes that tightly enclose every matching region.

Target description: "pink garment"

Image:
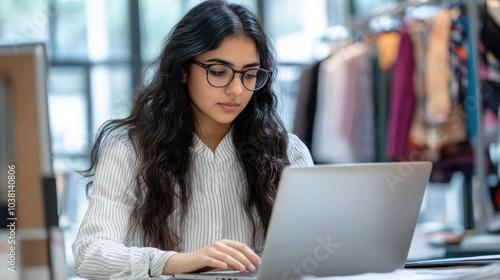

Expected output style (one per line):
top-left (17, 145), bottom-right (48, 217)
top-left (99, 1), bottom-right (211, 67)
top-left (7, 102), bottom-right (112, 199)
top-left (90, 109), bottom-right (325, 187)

top-left (312, 42), bottom-right (371, 163)
top-left (386, 27), bottom-right (415, 160)
top-left (484, 107), bottom-right (499, 132)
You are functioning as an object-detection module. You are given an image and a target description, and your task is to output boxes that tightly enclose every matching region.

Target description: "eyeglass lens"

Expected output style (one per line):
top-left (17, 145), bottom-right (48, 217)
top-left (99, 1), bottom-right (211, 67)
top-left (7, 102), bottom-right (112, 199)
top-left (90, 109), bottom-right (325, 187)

top-left (207, 64), bottom-right (268, 90)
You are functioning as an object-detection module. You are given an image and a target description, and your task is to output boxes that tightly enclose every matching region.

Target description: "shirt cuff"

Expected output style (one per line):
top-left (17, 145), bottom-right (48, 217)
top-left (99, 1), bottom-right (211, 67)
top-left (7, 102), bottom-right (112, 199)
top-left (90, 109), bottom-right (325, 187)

top-left (149, 250), bottom-right (178, 277)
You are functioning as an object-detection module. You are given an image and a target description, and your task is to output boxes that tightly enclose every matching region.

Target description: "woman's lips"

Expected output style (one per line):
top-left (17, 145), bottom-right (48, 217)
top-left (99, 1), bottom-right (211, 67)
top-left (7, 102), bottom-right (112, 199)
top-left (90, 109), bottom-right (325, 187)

top-left (218, 102), bottom-right (239, 112)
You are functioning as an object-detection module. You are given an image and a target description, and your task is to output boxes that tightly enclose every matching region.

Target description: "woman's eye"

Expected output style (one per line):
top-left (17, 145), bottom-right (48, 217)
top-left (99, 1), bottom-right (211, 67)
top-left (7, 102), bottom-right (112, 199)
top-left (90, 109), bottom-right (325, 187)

top-left (208, 67), bottom-right (228, 77)
top-left (210, 71), bottom-right (226, 77)
top-left (244, 73), bottom-right (257, 79)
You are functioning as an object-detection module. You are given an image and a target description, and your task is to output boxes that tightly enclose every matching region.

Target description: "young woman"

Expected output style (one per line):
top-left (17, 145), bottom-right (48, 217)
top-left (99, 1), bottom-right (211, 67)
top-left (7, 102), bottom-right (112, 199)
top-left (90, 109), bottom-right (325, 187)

top-left (72, 0), bottom-right (313, 278)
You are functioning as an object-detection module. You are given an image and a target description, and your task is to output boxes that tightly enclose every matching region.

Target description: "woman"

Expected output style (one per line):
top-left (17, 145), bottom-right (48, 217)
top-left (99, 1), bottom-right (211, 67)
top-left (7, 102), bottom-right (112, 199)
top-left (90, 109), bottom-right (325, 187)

top-left (72, 0), bottom-right (313, 278)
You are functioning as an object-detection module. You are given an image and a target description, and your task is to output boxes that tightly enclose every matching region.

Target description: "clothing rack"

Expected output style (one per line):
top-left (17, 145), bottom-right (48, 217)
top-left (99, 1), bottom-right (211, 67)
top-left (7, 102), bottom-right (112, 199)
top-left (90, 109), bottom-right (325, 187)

top-left (353, 0), bottom-right (468, 20)
top-left (349, 0), bottom-right (462, 41)
top-left (350, 0), bottom-right (497, 234)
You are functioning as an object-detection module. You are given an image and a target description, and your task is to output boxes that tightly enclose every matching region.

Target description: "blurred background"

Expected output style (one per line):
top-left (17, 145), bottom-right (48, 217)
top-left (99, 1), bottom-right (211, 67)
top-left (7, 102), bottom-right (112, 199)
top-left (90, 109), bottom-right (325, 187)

top-left (1, 0), bottom-right (500, 279)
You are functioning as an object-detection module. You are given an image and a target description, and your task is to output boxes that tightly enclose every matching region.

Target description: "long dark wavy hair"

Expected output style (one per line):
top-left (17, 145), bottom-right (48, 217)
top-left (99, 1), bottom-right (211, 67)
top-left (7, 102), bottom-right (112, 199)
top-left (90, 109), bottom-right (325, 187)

top-left (82, 0), bottom-right (290, 251)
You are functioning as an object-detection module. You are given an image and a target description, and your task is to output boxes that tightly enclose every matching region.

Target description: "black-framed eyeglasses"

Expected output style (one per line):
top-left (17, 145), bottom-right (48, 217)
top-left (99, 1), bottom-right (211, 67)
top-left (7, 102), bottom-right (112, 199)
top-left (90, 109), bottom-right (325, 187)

top-left (191, 60), bottom-right (272, 91)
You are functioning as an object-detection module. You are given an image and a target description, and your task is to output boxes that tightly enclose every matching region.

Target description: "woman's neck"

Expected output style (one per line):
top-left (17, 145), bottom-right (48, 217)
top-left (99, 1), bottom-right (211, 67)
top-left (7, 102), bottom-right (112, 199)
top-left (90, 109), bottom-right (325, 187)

top-left (195, 123), bottom-right (231, 152)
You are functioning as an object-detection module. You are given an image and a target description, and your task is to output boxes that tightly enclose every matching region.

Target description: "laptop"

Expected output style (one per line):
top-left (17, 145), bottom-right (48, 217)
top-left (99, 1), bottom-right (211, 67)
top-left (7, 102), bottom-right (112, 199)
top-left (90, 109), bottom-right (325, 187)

top-left (174, 161), bottom-right (432, 280)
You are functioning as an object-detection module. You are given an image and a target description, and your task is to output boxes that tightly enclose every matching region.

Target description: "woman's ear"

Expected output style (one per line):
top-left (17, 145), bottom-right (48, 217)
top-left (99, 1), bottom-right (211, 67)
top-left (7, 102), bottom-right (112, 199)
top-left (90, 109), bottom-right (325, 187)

top-left (182, 70), bottom-right (187, 83)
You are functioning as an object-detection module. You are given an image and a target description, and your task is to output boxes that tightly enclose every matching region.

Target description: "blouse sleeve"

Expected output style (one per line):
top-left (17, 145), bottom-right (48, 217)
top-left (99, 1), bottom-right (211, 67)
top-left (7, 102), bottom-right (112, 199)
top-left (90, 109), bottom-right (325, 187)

top-left (287, 133), bottom-right (315, 167)
top-left (72, 136), bottom-right (176, 279)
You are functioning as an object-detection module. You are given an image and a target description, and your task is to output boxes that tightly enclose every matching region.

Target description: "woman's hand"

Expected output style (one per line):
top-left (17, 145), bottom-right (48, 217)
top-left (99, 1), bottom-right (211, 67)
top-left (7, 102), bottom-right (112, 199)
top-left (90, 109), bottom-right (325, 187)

top-left (162, 239), bottom-right (261, 275)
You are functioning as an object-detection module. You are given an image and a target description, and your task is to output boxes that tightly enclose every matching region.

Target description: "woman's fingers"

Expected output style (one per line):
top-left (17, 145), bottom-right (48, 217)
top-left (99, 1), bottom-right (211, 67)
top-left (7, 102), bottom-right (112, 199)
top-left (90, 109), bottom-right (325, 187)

top-left (197, 254), bottom-right (230, 271)
top-left (163, 240), bottom-right (261, 275)
top-left (210, 240), bottom-right (260, 271)
top-left (225, 239), bottom-right (261, 267)
top-left (207, 249), bottom-right (247, 272)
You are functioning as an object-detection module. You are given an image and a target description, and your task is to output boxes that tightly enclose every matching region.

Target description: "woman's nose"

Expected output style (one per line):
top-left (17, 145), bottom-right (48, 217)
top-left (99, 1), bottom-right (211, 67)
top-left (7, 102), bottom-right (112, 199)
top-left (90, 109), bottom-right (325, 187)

top-left (225, 74), bottom-right (244, 95)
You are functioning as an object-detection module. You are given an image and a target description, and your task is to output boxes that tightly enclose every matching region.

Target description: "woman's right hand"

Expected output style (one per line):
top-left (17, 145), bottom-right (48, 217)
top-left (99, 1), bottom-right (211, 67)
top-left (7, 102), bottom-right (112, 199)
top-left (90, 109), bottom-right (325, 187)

top-left (162, 239), bottom-right (261, 275)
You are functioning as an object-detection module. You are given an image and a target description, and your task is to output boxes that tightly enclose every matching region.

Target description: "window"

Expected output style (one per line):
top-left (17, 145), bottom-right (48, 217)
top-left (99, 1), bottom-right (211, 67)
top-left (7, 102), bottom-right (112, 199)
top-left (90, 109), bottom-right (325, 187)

top-left (262, 0), bottom-right (349, 130)
top-left (0, 0), bottom-right (50, 45)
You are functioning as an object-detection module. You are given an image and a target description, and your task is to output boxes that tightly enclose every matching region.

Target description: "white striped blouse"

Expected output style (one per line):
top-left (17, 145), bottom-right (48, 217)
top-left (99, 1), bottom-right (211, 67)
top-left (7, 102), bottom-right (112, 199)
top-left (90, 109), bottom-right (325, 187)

top-left (72, 130), bottom-right (314, 279)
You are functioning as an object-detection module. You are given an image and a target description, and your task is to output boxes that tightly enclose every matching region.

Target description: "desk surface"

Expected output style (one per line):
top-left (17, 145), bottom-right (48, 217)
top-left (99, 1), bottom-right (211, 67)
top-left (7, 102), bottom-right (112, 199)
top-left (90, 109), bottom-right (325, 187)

top-left (301, 262), bottom-right (500, 279)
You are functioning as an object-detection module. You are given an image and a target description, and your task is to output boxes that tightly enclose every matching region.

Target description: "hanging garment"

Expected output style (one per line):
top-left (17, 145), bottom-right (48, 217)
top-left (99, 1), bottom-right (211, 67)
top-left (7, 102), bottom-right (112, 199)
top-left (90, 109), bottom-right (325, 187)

top-left (426, 104), bottom-right (468, 156)
top-left (355, 46), bottom-right (375, 163)
top-left (449, 7), bottom-right (468, 104)
top-left (428, 147), bottom-right (474, 183)
top-left (312, 46), bottom-right (349, 163)
top-left (386, 26), bottom-right (415, 160)
top-left (293, 61), bottom-right (321, 151)
top-left (312, 42), bottom-right (372, 163)
top-left (376, 31), bottom-right (401, 71)
top-left (482, 80), bottom-right (500, 116)
top-left (480, 6), bottom-right (500, 83)
top-left (487, 0), bottom-right (500, 26)
top-left (408, 19), bottom-right (429, 151)
top-left (372, 32), bottom-right (401, 162)
top-left (425, 9), bottom-right (452, 124)
top-left (482, 3), bottom-right (500, 61)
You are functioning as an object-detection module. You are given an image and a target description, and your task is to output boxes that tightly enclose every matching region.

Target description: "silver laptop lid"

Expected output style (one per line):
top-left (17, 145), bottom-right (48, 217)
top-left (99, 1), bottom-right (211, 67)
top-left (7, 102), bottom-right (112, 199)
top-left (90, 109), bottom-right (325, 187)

top-left (258, 161), bottom-right (432, 279)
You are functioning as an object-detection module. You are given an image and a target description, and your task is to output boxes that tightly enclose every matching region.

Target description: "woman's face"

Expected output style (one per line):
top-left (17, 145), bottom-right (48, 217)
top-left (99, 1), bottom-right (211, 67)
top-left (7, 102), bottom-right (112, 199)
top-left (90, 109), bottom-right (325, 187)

top-left (186, 35), bottom-right (259, 131)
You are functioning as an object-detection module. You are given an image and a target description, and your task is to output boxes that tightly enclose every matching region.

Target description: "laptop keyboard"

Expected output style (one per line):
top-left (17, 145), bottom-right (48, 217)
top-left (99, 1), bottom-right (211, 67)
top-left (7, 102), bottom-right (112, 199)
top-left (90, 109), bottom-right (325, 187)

top-left (201, 269), bottom-right (258, 278)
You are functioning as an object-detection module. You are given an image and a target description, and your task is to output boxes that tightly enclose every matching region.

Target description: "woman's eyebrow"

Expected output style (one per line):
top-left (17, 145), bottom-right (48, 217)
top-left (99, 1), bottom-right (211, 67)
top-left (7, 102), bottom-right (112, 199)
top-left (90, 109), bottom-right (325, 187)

top-left (205, 58), bottom-right (260, 68)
